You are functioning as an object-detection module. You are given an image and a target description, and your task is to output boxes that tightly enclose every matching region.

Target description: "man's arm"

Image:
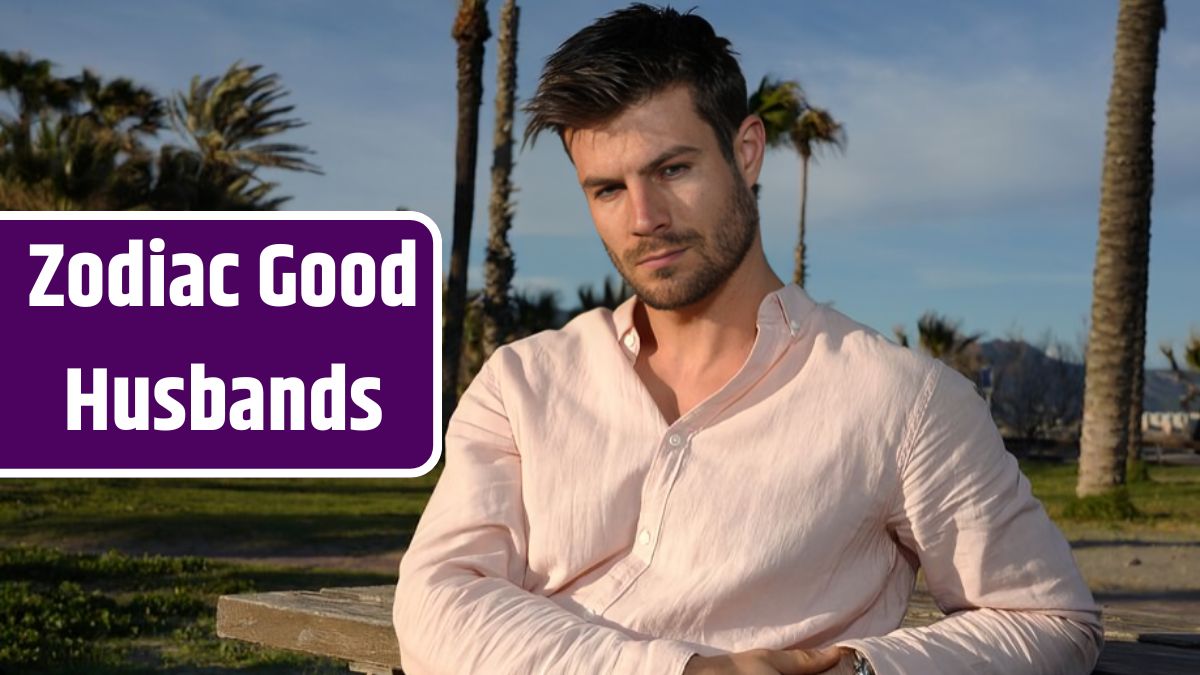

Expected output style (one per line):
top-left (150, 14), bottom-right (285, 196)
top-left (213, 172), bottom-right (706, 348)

top-left (393, 352), bottom-right (699, 675)
top-left (835, 365), bottom-right (1103, 674)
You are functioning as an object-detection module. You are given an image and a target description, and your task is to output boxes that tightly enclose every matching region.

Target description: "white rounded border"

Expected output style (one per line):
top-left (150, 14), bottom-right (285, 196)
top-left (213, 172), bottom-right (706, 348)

top-left (4, 210), bottom-right (443, 478)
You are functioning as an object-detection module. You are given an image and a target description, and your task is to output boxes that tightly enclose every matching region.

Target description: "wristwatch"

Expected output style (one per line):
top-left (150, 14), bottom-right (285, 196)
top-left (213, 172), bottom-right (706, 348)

top-left (851, 649), bottom-right (875, 675)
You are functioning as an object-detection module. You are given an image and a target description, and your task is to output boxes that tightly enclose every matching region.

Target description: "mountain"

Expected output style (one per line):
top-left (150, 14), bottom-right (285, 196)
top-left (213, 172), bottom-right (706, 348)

top-left (979, 339), bottom-right (1197, 413)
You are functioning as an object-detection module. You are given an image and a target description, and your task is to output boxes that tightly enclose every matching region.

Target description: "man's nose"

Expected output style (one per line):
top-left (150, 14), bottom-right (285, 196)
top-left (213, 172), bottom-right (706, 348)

top-left (627, 181), bottom-right (670, 236)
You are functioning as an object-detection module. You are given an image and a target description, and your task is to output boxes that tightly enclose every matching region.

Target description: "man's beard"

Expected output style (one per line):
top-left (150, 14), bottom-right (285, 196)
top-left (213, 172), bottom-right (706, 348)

top-left (604, 172), bottom-right (760, 311)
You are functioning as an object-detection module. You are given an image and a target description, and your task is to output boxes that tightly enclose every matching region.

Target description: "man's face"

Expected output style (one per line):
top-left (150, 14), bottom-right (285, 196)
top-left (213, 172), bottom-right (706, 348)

top-left (566, 86), bottom-right (759, 311)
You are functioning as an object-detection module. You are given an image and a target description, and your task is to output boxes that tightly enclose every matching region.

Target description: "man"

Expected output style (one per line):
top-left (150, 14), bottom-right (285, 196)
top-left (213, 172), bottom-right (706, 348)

top-left (395, 5), bottom-right (1102, 674)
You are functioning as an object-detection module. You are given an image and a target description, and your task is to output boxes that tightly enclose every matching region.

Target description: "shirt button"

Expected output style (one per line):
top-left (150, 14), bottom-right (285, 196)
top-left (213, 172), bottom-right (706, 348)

top-left (623, 333), bottom-right (636, 349)
top-left (668, 433), bottom-right (683, 447)
top-left (789, 320), bottom-right (802, 334)
top-left (638, 529), bottom-right (652, 546)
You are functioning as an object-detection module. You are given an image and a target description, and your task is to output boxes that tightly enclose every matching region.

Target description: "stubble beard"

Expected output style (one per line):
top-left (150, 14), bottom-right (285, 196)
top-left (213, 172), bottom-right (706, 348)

top-left (604, 172), bottom-right (760, 311)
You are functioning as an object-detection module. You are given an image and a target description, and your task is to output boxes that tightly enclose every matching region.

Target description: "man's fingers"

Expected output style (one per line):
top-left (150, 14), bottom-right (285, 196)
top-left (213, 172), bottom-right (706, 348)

top-left (765, 645), bottom-right (843, 674)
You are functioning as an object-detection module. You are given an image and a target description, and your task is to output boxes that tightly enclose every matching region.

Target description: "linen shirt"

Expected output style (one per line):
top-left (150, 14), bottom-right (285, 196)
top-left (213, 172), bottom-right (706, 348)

top-left (394, 284), bottom-right (1102, 674)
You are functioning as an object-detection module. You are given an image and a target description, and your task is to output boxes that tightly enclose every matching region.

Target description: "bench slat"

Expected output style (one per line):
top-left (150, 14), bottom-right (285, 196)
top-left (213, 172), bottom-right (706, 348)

top-left (217, 585), bottom-right (1200, 674)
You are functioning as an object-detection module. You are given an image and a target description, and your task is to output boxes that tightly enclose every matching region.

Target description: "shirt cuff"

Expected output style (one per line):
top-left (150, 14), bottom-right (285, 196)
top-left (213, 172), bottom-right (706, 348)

top-left (615, 638), bottom-right (700, 675)
top-left (834, 638), bottom-right (898, 675)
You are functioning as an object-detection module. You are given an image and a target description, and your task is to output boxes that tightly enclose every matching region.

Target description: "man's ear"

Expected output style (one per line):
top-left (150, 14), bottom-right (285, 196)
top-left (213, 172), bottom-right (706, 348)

top-left (735, 115), bottom-right (767, 188)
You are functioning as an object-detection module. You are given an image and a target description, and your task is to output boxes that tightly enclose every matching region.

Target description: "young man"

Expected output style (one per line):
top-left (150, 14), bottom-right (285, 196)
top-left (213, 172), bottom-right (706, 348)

top-left (395, 5), bottom-right (1102, 674)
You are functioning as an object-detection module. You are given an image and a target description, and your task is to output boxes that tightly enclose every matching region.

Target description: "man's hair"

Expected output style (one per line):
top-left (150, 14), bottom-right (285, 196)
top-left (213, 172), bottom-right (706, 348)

top-left (524, 4), bottom-right (747, 161)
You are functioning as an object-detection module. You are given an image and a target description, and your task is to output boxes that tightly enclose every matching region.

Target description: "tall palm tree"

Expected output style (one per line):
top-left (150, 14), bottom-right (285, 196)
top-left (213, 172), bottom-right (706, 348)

top-left (482, 0), bottom-right (519, 359)
top-left (1077, 0), bottom-right (1165, 498)
top-left (749, 77), bottom-right (845, 288)
top-left (443, 0), bottom-right (491, 428)
top-left (1126, 259), bottom-right (1149, 482)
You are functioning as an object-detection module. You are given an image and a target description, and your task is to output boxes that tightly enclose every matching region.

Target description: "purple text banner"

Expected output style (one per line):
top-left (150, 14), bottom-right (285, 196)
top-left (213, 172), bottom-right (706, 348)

top-left (2, 212), bottom-right (441, 477)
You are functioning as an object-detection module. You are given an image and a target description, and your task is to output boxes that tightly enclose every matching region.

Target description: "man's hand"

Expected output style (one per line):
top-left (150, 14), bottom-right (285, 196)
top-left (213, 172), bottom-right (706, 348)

top-left (682, 646), bottom-right (854, 675)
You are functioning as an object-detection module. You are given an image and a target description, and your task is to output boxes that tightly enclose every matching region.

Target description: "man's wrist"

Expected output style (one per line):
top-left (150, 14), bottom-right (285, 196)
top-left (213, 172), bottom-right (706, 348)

top-left (844, 647), bottom-right (875, 675)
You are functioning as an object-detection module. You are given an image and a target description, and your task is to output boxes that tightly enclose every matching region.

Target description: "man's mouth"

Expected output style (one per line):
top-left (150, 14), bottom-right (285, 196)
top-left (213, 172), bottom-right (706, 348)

top-left (636, 248), bottom-right (687, 269)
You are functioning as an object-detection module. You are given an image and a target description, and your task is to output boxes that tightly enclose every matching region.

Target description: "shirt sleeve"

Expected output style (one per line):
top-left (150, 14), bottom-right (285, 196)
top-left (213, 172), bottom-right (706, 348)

top-left (836, 364), bottom-right (1104, 675)
top-left (393, 351), bottom-right (699, 675)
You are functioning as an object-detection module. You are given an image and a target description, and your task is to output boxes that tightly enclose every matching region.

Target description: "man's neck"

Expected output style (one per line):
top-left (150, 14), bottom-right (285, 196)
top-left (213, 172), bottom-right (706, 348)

top-left (639, 254), bottom-right (782, 357)
top-left (633, 253), bottom-right (783, 408)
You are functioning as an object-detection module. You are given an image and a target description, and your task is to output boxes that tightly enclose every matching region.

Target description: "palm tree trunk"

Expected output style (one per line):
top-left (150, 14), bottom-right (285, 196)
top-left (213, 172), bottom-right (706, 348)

top-left (443, 0), bottom-right (491, 429)
top-left (482, 0), bottom-right (519, 359)
top-left (1077, 0), bottom-right (1164, 498)
top-left (792, 154), bottom-right (810, 287)
top-left (1126, 249), bottom-right (1149, 482)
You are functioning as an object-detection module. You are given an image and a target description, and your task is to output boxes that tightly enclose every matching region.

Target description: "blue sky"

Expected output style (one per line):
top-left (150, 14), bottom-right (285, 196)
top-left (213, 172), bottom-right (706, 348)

top-left (4, 1), bottom-right (1197, 366)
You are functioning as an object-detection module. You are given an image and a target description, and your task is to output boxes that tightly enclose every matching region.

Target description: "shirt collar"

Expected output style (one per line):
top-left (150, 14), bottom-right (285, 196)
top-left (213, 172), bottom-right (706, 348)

top-left (612, 283), bottom-right (817, 360)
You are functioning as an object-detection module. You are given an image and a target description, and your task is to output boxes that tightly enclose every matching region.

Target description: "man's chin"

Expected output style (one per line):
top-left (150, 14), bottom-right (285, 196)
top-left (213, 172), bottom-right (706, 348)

top-left (634, 282), bottom-right (711, 312)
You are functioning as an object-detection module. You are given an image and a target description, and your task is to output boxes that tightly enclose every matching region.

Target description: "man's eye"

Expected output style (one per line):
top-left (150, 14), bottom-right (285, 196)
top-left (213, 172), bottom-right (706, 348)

top-left (595, 185), bottom-right (621, 200)
top-left (662, 164), bottom-right (689, 179)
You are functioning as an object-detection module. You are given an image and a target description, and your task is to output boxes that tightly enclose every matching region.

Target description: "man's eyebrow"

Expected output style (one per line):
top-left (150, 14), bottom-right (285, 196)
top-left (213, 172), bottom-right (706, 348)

top-left (580, 145), bottom-right (701, 190)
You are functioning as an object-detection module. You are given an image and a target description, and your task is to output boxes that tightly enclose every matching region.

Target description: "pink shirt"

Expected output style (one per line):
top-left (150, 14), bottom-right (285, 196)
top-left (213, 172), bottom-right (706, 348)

top-left (394, 285), bottom-right (1102, 674)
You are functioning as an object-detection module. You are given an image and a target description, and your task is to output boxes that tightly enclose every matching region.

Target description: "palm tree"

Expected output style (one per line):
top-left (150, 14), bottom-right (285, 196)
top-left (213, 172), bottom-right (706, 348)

top-left (1, 51), bottom-right (162, 210)
top-left (1160, 332), bottom-right (1200, 413)
top-left (749, 77), bottom-right (845, 288)
top-left (443, 0), bottom-right (491, 428)
top-left (165, 62), bottom-right (321, 209)
top-left (1186, 335), bottom-right (1200, 372)
top-left (0, 51), bottom-right (79, 182)
top-left (1126, 267), bottom-right (1149, 482)
top-left (896, 311), bottom-right (983, 382)
top-left (1, 54), bottom-right (317, 210)
top-left (482, 0), bottom-right (520, 360)
top-left (1077, 0), bottom-right (1165, 498)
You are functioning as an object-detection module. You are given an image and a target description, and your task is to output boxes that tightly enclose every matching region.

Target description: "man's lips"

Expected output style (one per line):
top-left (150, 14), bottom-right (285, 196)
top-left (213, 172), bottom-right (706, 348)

top-left (637, 248), bottom-right (687, 269)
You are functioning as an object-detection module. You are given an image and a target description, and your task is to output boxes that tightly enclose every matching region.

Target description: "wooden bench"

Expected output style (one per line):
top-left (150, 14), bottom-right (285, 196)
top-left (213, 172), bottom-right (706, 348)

top-left (216, 586), bottom-right (1200, 674)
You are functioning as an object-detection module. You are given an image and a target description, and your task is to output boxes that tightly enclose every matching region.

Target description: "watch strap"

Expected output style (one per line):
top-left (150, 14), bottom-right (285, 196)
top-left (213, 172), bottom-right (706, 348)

top-left (852, 649), bottom-right (875, 675)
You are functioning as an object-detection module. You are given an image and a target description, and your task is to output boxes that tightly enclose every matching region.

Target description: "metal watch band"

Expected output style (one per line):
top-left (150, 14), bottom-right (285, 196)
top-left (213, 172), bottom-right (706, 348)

top-left (853, 649), bottom-right (875, 675)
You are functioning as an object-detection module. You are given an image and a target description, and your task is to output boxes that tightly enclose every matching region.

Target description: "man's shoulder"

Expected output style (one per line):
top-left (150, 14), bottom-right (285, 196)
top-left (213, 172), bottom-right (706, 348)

top-left (802, 300), bottom-right (946, 394)
top-left (490, 306), bottom-right (619, 368)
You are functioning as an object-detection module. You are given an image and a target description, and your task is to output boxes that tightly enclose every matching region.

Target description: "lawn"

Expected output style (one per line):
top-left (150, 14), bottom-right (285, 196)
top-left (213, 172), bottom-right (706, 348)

top-left (0, 475), bottom-right (438, 674)
top-left (1, 460), bottom-right (1197, 672)
top-left (1019, 459), bottom-right (1200, 540)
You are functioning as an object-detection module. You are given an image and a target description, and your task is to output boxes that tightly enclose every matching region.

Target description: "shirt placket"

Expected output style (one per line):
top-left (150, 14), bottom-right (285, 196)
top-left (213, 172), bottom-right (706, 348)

top-left (586, 317), bottom-right (797, 618)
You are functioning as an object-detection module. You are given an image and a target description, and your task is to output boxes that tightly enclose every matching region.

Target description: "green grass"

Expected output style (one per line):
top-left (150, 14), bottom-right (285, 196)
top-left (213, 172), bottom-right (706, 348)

top-left (0, 475), bottom-right (440, 558)
top-left (0, 546), bottom-right (393, 674)
top-left (0, 476), bottom-right (439, 674)
top-left (1019, 459), bottom-right (1200, 539)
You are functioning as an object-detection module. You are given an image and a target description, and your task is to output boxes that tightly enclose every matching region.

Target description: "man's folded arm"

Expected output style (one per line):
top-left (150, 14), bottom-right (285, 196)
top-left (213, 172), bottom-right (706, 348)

top-left (393, 353), bottom-right (699, 675)
top-left (837, 365), bottom-right (1103, 675)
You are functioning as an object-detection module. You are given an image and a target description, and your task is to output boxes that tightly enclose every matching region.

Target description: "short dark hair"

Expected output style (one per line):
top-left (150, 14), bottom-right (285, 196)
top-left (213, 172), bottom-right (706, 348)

top-left (524, 4), bottom-right (747, 161)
